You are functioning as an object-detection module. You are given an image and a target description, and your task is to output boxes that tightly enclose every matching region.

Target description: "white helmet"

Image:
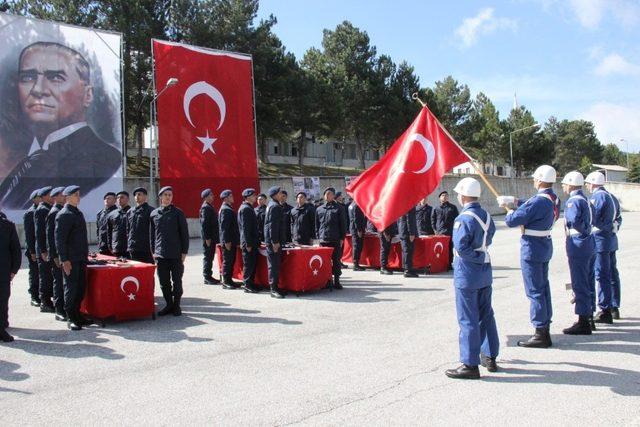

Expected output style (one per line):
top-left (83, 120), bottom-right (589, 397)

top-left (585, 171), bottom-right (605, 185)
top-left (532, 165), bottom-right (556, 183)
top-left (453, 177), bottom-right (482, 197)
top-left (561, 171), bottom-right (584, 186)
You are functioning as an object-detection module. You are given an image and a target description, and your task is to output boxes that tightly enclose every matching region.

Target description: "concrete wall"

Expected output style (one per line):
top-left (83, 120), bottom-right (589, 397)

top-left (15, 175), bottom-right (639, 247)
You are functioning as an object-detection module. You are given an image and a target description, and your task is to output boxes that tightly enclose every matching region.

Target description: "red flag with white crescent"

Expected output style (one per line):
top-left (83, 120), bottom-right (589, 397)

top-left (346, 106), bottom-right (470, 231)
top-left (152, 39), bottom-right (259, 215)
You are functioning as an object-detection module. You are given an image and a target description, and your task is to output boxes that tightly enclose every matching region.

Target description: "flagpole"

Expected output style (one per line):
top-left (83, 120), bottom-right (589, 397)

top-left (411, 93), bottom-right (504, 201)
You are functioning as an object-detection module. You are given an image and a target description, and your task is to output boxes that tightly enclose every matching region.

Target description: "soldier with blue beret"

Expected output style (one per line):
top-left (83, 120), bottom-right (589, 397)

top-left (96, 192), bottom-right (117, 255)
top-left (127, 187), bottom-right (155, 264)
top-left (315, 187), bottom-right (348, 289)
top-left (264, 186), bottom-right (286, 298)
top-left (291, 191), bottom-right (316, 246)
top-left (219, 189), bottom-right (240, 289)
top-left (107, 191), bottom-right (131, 258)
top-left (348, 200), bottom-right (366, 271)
top-left (23, 189), bottom-right (42, 307)
top-left (199, 188), bottom-right (220, 285)
top-left (238, 188), bottom-right (260, 293)
top-left (46, 186), bottom-right (67, 320)
top-left (0, 206), bottom-right (21, 342)
top-left (35, 186), bottom-right (54, 312)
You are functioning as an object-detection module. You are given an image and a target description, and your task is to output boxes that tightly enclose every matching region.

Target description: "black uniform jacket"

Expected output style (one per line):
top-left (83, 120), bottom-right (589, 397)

top-left (149, 204), bottom-right (189, 259)
top-left (55, 204), bottom-right (89, 263)
top-left (127, 203), bottom-right (154, 253)
top-left (238, 201), bottom-right (259, 248)
top-left (315, 201), bottom-right (348, 242)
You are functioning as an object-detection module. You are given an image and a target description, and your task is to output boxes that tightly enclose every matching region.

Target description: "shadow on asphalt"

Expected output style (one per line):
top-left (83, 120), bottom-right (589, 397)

top-left (291, 279), bottom-right (445, 303)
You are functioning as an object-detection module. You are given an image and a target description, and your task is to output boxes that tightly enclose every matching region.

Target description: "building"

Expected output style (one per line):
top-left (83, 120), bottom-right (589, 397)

top-left (452, 161), bottom-right (513, 177)
top-left (592, 164), bottom-right (629, 182)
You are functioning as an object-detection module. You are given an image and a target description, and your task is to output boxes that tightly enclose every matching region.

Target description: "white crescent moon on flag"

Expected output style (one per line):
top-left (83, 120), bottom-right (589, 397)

top-left (120, 276), bottom-right (140, 294)
top-left (434, 242), bottom-right (444, 257)
top-left (309, 254), bottom-right (323, 269)
top-left (183, 81), bottom-right (226, 130)
top-left (410, 133), bottom-right (436, 174)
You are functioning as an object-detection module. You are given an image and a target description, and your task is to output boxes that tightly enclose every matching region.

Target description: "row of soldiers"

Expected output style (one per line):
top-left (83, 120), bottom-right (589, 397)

top-left (445, 166), bottom-right (624, 379)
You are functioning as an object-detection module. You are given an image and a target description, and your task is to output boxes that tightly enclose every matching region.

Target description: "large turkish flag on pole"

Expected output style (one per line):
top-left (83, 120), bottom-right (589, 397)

top-left (346, 106), bottom-right (470, 231)
top-left (152, 40), bottom-right (259, 216)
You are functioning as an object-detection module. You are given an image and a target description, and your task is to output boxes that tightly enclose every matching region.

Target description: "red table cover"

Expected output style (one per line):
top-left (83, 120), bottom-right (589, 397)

top-left (82, 255), bottom-right (156, 321)
top-left (342, 234), bottom-right (450, 273)
top-left (216, 245), bottom-right (334, 293)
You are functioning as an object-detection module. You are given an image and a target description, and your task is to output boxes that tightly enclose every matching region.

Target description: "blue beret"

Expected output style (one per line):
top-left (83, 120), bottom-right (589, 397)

top-left (296, 191), bottom-right (307, 198)
top-left (335, 191), bottom-right (343, 198)
top-left (258, 193), bottom-right (267, 199)
top-left (201, 188), bottom-right (212, 199)
top-left (133, 187), bottom-right (147, 195)
top-left (438, 191), bottom-right (448, 197)
top-left (242, 188), bottom-right (256, 198)
top-left (220, 189), bottom-right (232, 199)
top-left (62, 185), bottom-right (80, 196)
top-left (324, 187), bottom-right (336, 195)
top-left (38, 186), bottom-right (53, 197)
top-left (116, 191), bottom-right (129, 198)
top-left (29, 189), bottom-right (41, 200)
top-left (103, 192), bottom-right (116, 199)
top-left (268, 186), bottom-right (281, 197)
top-left (50, 186), bottom-right (65, 197)
top-left (158, 186), bottom-right (173, 196)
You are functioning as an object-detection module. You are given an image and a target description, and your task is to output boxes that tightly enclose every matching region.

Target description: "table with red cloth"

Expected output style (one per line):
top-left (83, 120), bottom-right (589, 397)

top-left (82, 255), bottom-right (156, 322)
top-left (216, 244), bottom-right (334, 293)
top-left (342, 234), bottom-right (450, 273)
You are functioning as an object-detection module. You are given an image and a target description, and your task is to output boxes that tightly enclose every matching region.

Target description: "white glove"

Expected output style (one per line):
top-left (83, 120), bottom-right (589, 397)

top-left (497, 195), bottom-right (515, 208)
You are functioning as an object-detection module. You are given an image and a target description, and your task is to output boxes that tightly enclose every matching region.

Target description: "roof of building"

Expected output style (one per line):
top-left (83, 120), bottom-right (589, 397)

top-left (592, 164), bottom-right (629, 172)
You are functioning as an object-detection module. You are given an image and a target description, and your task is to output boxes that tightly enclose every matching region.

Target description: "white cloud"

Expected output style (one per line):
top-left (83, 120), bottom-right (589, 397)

top-left (594, 53), bottom-right (640, 76)
top-left (454, 8), bottom-right (518, 48)
top-left (547, 0), bottom-right (640, 29)
top-left (579, 102), bottom-right (640, 152)
top-left (568, 0), bottom-right (606, 29)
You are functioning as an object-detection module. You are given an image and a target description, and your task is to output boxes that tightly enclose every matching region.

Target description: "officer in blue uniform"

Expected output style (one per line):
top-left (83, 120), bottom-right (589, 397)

top-left (127, 187), bottom-right (155, 264)
top-left (348, 201), bottom-right (367, 271)
top-left (398, 207), bottom-right (419, 278)
top-left (219, 189), bottom-right (240, 289)
top-left (585, 171), bottom-right (618, 324)
top-left (280, 190), bottom-right (294, 244)
top-left (264, 186), bottom-right (286, 298)
top-left (35, 186), bottom-right (54, 312)
top-left (150, 186), bottom-right (189, 317)
top-left (23, 189), bottom-right (42, 307)
top-left (107, 191), bottom-right (131, 258)
top-left (199, 188), bottom-right (220, 285)
top-left (291, 191), bottom-right (316, 245)
top-left (609, 192), bottom-right (622, 319)
top-left (445, 178), bottom-right (498, 379)
top-left (238, 188), bottom-right (260, 293)
top-left (379, 221), bottom-right (398, 275)
top-left (255, 194), bottom-right (267, 243)
top-left (55, 185), bottom-right (89, 331)
top-left (560, 172), bottom-right (595, 335)
top-left (501, 165), bottom-right (560, 348)
top-left (46, 187), bottom-right (67, 321)
top-left (96, 192), bottom-right (117, 255)
top-left (315, 187), bottom-right (349, 289)
top-left (0, 208), bottom-right (21, 342)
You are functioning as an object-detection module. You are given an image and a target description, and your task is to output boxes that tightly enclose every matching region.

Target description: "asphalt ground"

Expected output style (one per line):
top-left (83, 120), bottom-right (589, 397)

top-left (1, 213), bottom-right (639, 426)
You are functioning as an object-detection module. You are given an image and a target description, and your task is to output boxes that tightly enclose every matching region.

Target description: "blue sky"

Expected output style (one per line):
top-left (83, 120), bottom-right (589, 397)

top-left (257, 0), bottom-right (640, 153)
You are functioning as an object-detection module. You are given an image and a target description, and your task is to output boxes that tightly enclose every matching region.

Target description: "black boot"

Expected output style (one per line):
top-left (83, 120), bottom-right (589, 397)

top-left (172, 296), bottom-right (182, 316)
top-left (270, 287), bottom-right (285, 299)
top-left (242, 283), bottom-right (260, 293)
top-left (611, 307), bottom-right (620, 320)
top-left (445, 364), bottom-right (480, 379)
top-left (380, 268), bottom-right (393, 275)
top-left (158, 289), bottom-right (174, 316)
top-left (594, 309), bottom-right (613, 324)
top-left (204, 276), bottom-right (220, 285)
top-left (0, 329), bottom-right (14, 342)
top-left (480, 354), bottom-right (498, 372)
top-left (30, 298), bottom-right (41, 307)
top-left (55, 310), bottom-right (68, 322)
top-left (590, 315), bottom-right (597, 331)
top-left (562, 316), bottom-right (592, 335)
top-left (404, 270), bottom-right (419, 278)
top-left (353, 264), bottom-right (365, 271)
top-left (333, 276), bottom-right (343, 290)
top-left (517, 327), bottom-right (552, 348)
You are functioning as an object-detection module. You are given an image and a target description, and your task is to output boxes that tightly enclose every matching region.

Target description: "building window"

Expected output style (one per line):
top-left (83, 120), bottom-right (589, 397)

top-left (273, 144), bottom-right (279, 155)
top-left (292, 146), bottom-right (298, 157)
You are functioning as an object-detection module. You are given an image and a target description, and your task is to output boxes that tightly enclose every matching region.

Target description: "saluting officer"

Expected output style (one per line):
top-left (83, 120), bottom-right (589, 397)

top-left (107, 191), bottom-right (131, 258)
top-left (150, 186), bottom-right (189, 317)
top-left (219, 189), bottom-right (240, 289)
top-left (280, 190), bottom-right (294, 243)
top-left (315, 187), bottom-right (348, 289)
top-left (96, 192), bottom-right (116, 255)
top-left (255, 193), bottom-right (267, 243)
top-left (416, 197), bottom-right (435, 235)
top-left (501, 165), bottom-right (560, 348)
top-left (291, 191), bottom-right (316, 245)
top-left (348, 200), bottom-right (366, 271)
top-left (238, 188), bottom-right (260, 293)
top-left (127, 187), bottom-right (154, 264)
top-left (46, 187), bottom-right (67, 321)
top-left (379, 221), bottom-right (398, 275)
top-left (560, 171), bottom-right (595, 335)
top-left (0, 208), bottom-right (21, 342)
top-left (445, 178), bottom-right (499, 380)
top-left (584, 171), bottom-right (618, 324)
top-left (431, 191), bottom-right (459, 270)
top-left (35, 186), bottom-right (54, 312)
top-left (398, 206), bottom-right (419, 278)
top-left (199, 188), bottom-right (220, 285)
top-left (55, 185), bottom-right (89, 331)
top-left (23, 189), bottom-right (42, 307)
top-left (264, 186), bottom-right (286, 298)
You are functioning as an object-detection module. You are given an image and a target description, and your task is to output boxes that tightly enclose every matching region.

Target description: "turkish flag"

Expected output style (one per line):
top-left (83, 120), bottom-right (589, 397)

top-left (152, 40), bottom-right (259, 216)
top-left (346, 106), bottom-right (470, 231)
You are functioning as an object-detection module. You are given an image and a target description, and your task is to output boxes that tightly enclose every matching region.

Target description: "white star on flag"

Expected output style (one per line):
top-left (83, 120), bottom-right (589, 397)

top-left (312, 269), bottom-right (318, 276)
top-left (197, 130), bottom-right (217, 154)
top-left (128, 293), bottom-right (136, 301)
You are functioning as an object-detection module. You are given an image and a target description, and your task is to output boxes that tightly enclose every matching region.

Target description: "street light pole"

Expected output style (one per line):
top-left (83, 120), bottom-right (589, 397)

top-left (620, 138), bottom-right (629, 171)
top-left (509, 123), bottom-right (540, 178)
top-left (147, 78), bottom-right (178, 197)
